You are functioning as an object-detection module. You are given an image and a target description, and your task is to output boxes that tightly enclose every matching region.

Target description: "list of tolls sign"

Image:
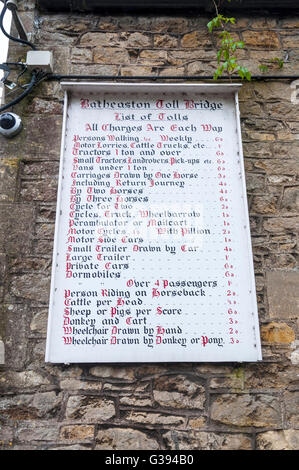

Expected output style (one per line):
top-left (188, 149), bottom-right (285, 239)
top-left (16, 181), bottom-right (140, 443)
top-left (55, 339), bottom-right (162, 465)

top-left (45, 82), bottom-right (262, 363)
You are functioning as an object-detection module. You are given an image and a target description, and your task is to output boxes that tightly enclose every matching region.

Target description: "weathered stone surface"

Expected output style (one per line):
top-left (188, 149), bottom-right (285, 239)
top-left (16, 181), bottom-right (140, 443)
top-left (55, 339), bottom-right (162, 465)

top-left (245, 173), bottom-right (265, 191)
top-left (95, 427), bottom-right (159, 450)
top-left (210, 363), bottom-right (298, 391)
top-left (253, 159), bottom-right (298, 176)
top-left (15, 421), bottom-right (60, 441)
top-left (284, 391), bottom-right (299, 427)
top-left (0, 204), bottom-right (35, 255)
top-left (256, 430), bottom-right (299, 450)
top-left (267, 271), bottom-right (299, 319)
top-left (65, 396), bottom-right (115, 422)
top-left (0, 370), bottom-right (51, 392)
top-left (281, 33), bottom-right (299, 48)
top-left (120, 65), bottom-right (156, 76)
top-left (0, 303), bottom-right (31, 368)
top-left (80, 32), bottom-right (120, 46)
top-left (242, 30), bottom-right (280, 48)
top-left (281, 187), bottom-right (299, 213)
top-left (0, 339), bottom-right (4, 365)
top-left (181, 31), bottom-right (211, 48)
top-left (60, 425), bottom-right (95, 441)
top-left (0, 158), bottom-right (19, 202)
top-left (124, 411), bottom-right (186, 427)
top-left (119, 396), bottom-right (152, 406)
top-left (0, 116), bottom-right (62, 159)
top-left (251, 195), bottom-right (278, 214)
top-left (9, 274), bottom-right (50, 303)
top-left (150, 17), bottom-right (189, 33)
top-left (0, 392), bottom-right (62, 419)
top-left (27, 97), bottom-right (63, 114)
top-left (154, 34), bottom-right (178, 48)
top-left (93, 46), bottom-right (130, 64)
top-left (21, 179), bottom-right (58, 202)
top-left (121, 31), bottom-right (151, 48)
top-left (89, 366), bottom-right (135, 380)
top-left (139, 49), bottom-right (168, 65)
top-left (261, 322), bottom-right (295, 344)
top-left (163, 430), bottom-right (252, 450)
top-left (70, 63), bottom-right (118, 75)
top-left (60, 378), bottom-right (102, 392)
top-left (211, 394), bottom-right (282, 427)
top-left (153, 375), bottom-right (205, 409)
top-left (264, 217), bottom-right (299, 234)
top-left (71, 47), bottom-right (93, 63)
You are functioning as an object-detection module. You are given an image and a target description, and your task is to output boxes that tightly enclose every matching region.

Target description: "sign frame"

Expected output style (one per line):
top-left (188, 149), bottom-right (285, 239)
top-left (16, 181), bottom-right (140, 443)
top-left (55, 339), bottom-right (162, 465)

top-left (45, 82), bottom-right (262, 364)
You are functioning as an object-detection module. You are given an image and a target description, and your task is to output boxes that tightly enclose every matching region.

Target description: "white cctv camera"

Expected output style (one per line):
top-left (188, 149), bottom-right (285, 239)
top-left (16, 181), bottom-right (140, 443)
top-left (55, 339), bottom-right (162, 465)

top-left (0, 112), bottom-right (23, 138)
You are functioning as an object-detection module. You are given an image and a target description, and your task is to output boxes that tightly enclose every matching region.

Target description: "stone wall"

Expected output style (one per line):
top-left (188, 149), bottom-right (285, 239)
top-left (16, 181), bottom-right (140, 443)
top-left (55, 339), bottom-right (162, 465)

top-left (0, 0), bottom-right (298, 450)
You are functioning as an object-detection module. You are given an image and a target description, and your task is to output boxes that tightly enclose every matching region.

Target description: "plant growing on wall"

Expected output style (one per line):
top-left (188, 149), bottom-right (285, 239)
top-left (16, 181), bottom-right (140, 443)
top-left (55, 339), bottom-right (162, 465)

top-left (208, 0), bottom-right (284, 80)
top-left (208, 0), bottom-right (251, 80)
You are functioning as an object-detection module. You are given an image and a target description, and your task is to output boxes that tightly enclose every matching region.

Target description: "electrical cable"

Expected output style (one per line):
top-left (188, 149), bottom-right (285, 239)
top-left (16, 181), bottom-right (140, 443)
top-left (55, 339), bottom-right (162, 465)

top-left (0, 70), bottom-right (38, 112)
top-left (46, 74), bottom-right (299, 81)
top-left (0, 0), bottom-right (36, 50)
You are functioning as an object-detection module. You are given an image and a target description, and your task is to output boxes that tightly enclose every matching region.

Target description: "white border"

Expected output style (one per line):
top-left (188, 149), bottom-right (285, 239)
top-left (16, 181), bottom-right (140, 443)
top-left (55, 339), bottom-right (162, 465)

top-left (45, 90), bottom-right (69, 362)
top-left (45, 82), bottom-right (262, 363)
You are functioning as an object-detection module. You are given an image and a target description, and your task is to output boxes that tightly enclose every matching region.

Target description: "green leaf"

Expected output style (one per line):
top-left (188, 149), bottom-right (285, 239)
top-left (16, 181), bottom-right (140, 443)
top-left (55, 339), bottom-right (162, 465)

top-left (245, 70), bottom-right (252, 81)
top-left (272, 57), bottom-right (284, 69)
top-left (217, 49), bottom-right (223, 64)
top-left (258, 64), bottom-right (269, 72)
top-left (207, 20), bottom-right (214, 32)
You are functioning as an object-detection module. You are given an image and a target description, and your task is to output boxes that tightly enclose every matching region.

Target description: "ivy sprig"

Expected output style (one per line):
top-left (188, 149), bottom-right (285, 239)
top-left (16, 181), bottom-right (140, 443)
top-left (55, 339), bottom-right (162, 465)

top-left (207, 9), bottom-right (252, 81)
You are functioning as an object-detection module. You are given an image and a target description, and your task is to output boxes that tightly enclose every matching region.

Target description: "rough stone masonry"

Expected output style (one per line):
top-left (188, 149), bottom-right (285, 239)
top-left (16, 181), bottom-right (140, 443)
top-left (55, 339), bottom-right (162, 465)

top-left (0, 0), bottom-right (298, 450)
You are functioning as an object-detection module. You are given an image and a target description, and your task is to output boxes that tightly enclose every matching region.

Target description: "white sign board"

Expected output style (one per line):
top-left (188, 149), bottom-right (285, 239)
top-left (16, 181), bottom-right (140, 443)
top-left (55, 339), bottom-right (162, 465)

top-left (45, 82), bottom-right (262, 363)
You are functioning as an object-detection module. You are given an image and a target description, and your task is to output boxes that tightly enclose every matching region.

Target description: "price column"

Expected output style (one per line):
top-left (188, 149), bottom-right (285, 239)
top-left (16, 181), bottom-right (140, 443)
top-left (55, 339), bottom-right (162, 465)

top-left (216, 136), bottom-right (240, 346)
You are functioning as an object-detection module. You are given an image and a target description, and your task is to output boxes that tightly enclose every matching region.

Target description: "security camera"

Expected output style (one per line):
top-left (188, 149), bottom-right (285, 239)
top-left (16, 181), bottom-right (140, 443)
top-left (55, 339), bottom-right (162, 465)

top-left (0, 112), bottom-right (23, 138)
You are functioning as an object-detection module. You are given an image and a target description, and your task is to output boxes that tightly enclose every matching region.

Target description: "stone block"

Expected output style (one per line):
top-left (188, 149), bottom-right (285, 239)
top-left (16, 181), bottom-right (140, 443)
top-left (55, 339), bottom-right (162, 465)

top-left (124, 411), bottom-right (186, 427)
top-left (281, 187), bottom-right (299, 213)
top-left (242, 30), bottom-right (280, 49)
top-left (9, 273), bottom-right (50, 303)
top-left (154, 34), bottom-right (179, 48)
top-left (266, 271), bottom-right (299, 319)
top-left (256, 430), bottom-right (299, 450)
top-left (0, 303), bottom-right (31, 368)
top-left (162, 430), bottom-right (252, 450)
top-left (20, 179), bottom-right (58, 202)
top-left (261, 322), bottom-right (295, 344)
top-left (181, 31), bottom-right (212, 48)
top-left (281, 34), bottom-right (299, 48)
top-left (15, 421), bottom-right (59, 442)
top-left (0, 370), bottom-right (51, 392)
top-left (95, 427), bottom-right (159, 450)
top-left (139, 49), bottom-right (168, 65)
top-left (0, 339), bottom-right (4, 364)
top-left (264, 217), bottom-right (299, 234)
top-left (150, 17), bottom-right (189, 33)
top-left (284, 391), bottom-right (299, 427)
top-left (0, 158), bottom-right (20, 202)
top-left (211, 394), bottom-right (282, 427)
top-left (93, 46), bottom-right (130, 64)
top-left (251, 195), bottom-right (278, 214)
top-left (0, 116), bottom-right (62, 159)
top-left (153, 375), bottom-right (206, 409)
top-left (121, 31), bottom-right (152, 48)
top-left (80, 32), bottom-right (120, 46)
top-left (0, 204), bottom-right (35, 255)
top-left (60, 425), bottom-right (95, 441)
top-left (65, 395), bottom-right (115, 422)
top-left (27, 98), bottom-right (63, 115)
